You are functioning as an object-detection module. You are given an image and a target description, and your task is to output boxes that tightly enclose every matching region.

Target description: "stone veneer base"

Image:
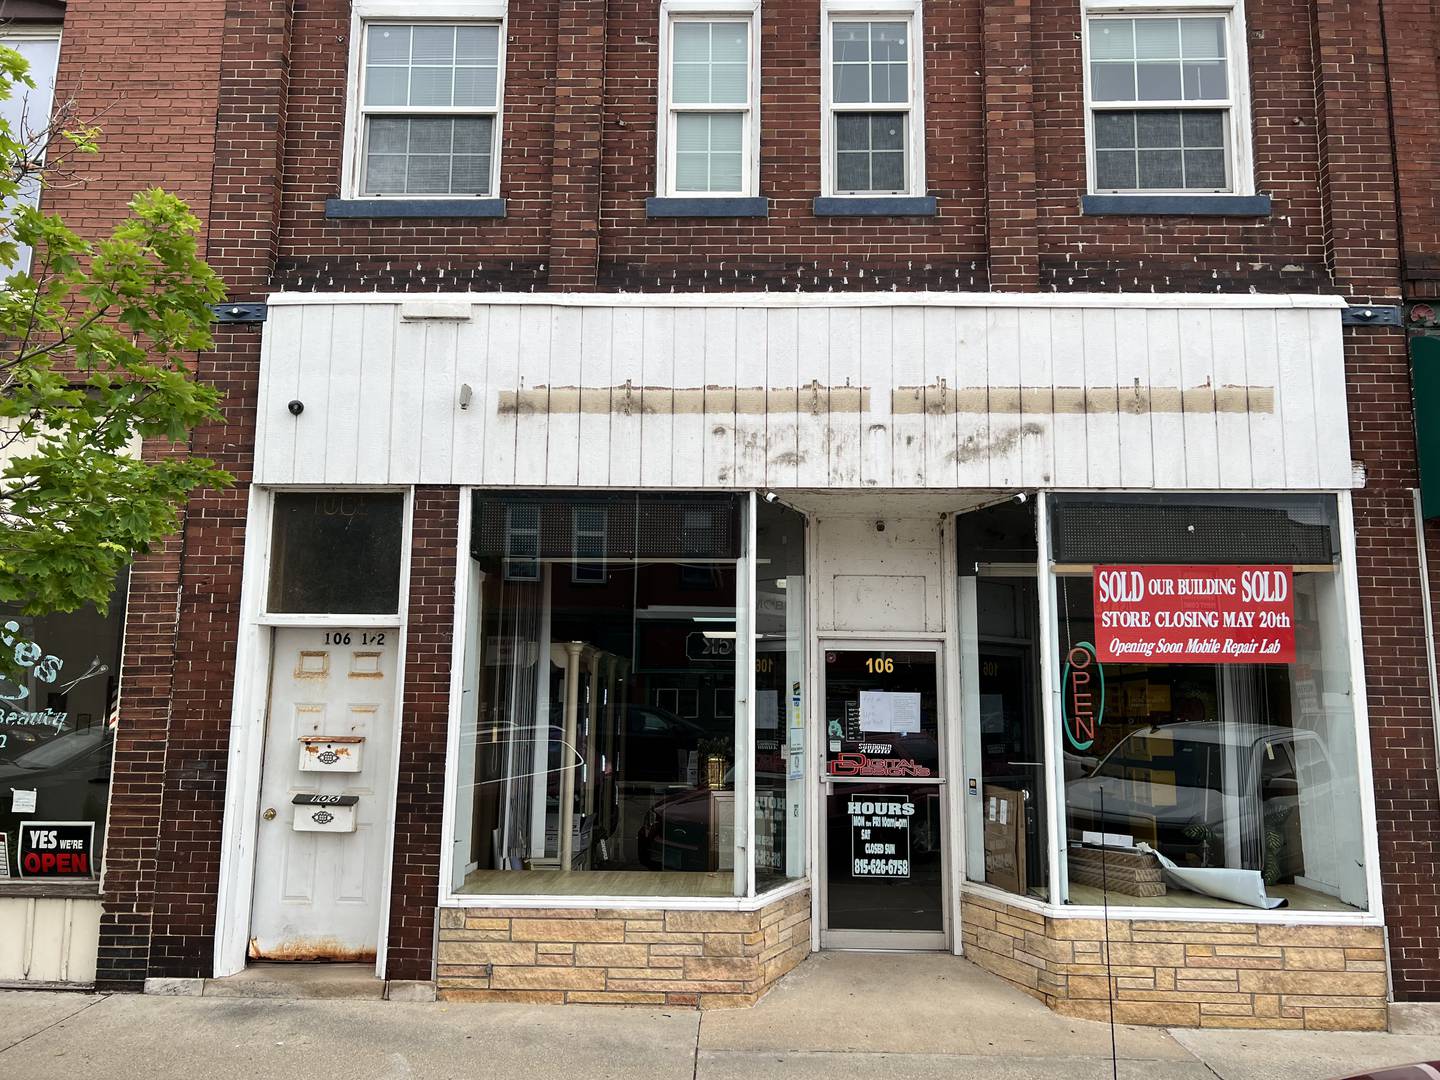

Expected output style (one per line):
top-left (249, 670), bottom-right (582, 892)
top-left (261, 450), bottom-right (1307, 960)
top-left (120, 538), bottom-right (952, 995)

top-left (436, 889), bottom-right (812, 1008)
top-left (961, 891), bottom-right (1389, 1031)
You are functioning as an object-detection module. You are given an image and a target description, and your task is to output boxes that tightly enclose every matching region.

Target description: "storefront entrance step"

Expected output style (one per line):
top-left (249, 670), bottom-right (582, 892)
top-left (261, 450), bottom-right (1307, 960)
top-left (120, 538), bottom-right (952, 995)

top-left (202, 962), bottom-right (384, 1000)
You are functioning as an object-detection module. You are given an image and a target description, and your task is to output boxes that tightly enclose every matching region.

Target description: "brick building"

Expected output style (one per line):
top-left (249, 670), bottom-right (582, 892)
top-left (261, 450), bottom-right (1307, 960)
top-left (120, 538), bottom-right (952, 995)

top-left (2, 0), bottom-right (1437, 1031)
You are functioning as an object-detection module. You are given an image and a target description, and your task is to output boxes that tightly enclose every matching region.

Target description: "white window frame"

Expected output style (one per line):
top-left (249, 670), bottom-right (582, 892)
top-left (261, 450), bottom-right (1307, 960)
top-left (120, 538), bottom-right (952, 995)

top-left (820, 0), bottom-right (926, 197)
top-left (655, 0), bottom-right (762, 199)
top-left (1081, 0), bottom-right (1255, 197)
top-left (1, 25), bottom-right (62, 275)
top-left (341, 0), bottom-right (509, 200)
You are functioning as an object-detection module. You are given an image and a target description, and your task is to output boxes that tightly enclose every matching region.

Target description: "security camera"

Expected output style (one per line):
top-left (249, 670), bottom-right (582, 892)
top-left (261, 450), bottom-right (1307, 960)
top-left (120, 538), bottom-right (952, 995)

top-left (288, 400), bottom-right (305, 416)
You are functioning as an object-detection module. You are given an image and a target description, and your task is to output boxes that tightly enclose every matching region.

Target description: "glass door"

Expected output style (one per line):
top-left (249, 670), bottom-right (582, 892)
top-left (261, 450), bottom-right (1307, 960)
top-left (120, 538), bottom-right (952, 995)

top-left (819, 642), bottom-right (948, 950)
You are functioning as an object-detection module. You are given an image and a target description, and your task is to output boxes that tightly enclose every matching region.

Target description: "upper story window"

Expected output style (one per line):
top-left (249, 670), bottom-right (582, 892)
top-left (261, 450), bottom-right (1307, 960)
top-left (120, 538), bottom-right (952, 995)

top-left (657, 2), bottom-right (760, 197)
top-left (345, 4), bottom-right (506, 199)
top-left (823, 3), bottom-right (925, 196)
top-left (1, 26), bottom-right (61, 274)
top-left (1083, 1), bottom-right (1253, 195)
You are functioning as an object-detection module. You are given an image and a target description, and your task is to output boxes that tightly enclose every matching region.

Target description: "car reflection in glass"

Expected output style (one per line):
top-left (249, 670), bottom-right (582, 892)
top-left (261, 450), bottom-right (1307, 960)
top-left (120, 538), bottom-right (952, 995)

top-left (1065, 721), bottom-right (1327, 878)
top-left (0, 727), bottom-right (113, 875)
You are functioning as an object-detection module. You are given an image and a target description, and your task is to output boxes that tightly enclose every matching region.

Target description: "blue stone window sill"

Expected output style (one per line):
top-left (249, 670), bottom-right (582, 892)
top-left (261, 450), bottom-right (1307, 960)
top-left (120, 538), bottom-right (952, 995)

top-left (325, 197), bottom-right (506, 219)
top-left (1081, 194), bottom-right (1272, 217)
top-left (813, 195), bottom-right (937, 217)
top-left (646, 196), bottom-right (769, 218)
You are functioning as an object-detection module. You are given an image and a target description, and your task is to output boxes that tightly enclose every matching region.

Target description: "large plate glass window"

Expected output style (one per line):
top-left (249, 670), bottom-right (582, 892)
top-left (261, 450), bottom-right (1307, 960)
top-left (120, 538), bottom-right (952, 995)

top-left (955, 500), bottom-right (1049, 902)
top-left (1, 572), bottom-right (127, 880)
top-left (1085, 7), bottom-right (1247, 193)
top-left (1049, 494), bottom-right (1369, 913)
top-left (455, 492), bottom-right (747, 898)
top-left (664, 16), bottom-right (754, 195)
top-left (825, 6), bottom-right (922, 195)
top-left (356, 21), bottom-right (503, 197)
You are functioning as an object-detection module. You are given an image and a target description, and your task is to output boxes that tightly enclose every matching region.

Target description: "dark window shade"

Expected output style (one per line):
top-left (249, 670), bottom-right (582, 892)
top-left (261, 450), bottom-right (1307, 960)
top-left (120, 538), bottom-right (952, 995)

top-left (268, 493), bottom-right (406, 613)
top-left (1050, 497), bottom-right (1335, 565)
top-left (471, 492), bottom-right (743, 563)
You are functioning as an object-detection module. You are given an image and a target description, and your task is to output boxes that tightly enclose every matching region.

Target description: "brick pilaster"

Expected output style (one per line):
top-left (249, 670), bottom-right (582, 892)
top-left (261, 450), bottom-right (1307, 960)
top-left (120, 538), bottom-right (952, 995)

top-left (385, 487), bottom-right (460, 982)
top-left (982, 0), bottom-right (1039, 291)
top-left (547, 0), bottom-right (608, 290)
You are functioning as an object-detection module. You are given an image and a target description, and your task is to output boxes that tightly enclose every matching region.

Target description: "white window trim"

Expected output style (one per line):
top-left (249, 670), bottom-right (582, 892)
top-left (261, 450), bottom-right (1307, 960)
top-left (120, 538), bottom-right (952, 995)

top-left (820, 0), bottom-right (926, 198)
top-left (1080, 0), bottom-right (1255, 197)
top-left (654, 0), bottom-right (763, 199)
top-left (341, 1), bottom-right (509, 200)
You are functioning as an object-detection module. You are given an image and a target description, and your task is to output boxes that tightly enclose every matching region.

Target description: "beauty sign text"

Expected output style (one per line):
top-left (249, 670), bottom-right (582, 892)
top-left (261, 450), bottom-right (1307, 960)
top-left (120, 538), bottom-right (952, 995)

top-left (1093, 565), bottom-right (1296, 664)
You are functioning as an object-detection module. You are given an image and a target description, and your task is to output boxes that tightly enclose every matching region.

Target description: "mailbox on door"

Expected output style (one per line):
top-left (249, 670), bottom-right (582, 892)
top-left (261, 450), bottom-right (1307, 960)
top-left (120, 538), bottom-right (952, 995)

top-left (298, 734), bottom-right (365, 773)
top-left (291, 793), bottom-right (359, 833)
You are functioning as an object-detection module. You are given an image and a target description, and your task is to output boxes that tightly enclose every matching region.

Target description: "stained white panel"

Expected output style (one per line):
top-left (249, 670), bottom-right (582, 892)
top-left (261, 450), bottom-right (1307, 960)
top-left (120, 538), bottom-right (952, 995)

top-left (258, 305), bottom-right (302, 484)
top-left (986, 308), bottom-right (1023, 488)
top-left (671, 307), bottom-right (706, 488)
top-left (827, 307), bottom-right (862, 486)
top-left (543, 307), bottom-right (581, 486)
top-left (890, 307), bottom-right (926, 487)
top-left (419, 321), bottom-right (458, 485)
top-left (324, 309), bottom-right (364, 484)
top-left (922, 307), bottom-right (959, 487)
top-left (1178, 308), bottom-right (1220, 488)
top-left (859, 307), bottom-right (893, 488)
top-left (1113, 307), bottom-right (1154, 489)
top-left (1145, 309), bottom-right (1186, 490)
top-left (610, 307), bottom-right (645, 487)
top-left (387, 318), bottom-right (427, 484)
top-left (292, 306), bottom-right (335, 484)
top-left (1082, 308), bottom-right (1121, 487)
top-left (703, 307), bottom-right (738, 487)
top-left (1243, 309), bottom-right (1286, 489)
top-left (640, 307), bottom-right (677, 487)
top-left (796, 308), bottom-right (831, 488)
top-left (1275, 308), bottom-right (1319, 489)
top-left (1210, 309), bottom-right (1252, 488)
top-left (356, 305), bottom-right (399, 484)
top-left (481, 305), bottom-right (521, 485)
top-left (734, 307), bottom-right (769, 488)
top-left (1308, 309), bottom-right (1351, 487)
top-left (953, 308), bottom-right (989, 487)
top-left (577, 307), bottom-right (612, 487)
top-left (1018, 309), bottom-right (1056, 489)
top-left (765, 308), bottom-right (801, 487)
top-left (513, 306), bottom-right (553, 487)
top-left (1049, 308), bottom-right (1089, 487)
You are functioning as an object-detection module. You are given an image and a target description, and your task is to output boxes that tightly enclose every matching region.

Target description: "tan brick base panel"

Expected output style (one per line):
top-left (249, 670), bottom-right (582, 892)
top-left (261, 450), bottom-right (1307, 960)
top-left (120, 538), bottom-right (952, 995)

top-left (961, 892), bottom-right (1388, 1032)
top-left (437, 889), bottom-right (812, 1008)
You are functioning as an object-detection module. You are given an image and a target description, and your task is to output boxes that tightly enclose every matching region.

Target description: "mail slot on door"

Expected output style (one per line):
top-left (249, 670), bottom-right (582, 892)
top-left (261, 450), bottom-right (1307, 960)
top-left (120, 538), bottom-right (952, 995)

top-left (291, 793), bottom-right (359, 833)
top-left (298, 735), bottom-right (364, 774)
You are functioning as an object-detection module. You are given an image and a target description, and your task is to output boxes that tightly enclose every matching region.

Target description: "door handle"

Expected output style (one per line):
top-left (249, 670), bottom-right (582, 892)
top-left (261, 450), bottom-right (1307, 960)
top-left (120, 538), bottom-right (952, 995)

top-left (262, 807), bottom-right (277, 821)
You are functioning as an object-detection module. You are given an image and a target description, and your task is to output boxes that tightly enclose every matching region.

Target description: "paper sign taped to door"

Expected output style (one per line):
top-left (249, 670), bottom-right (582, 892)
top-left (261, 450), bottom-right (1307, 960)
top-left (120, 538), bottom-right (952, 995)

top-left (10, 788), bottom-right (36, 814)
top-left (859, 691), bottom-right (922, 735)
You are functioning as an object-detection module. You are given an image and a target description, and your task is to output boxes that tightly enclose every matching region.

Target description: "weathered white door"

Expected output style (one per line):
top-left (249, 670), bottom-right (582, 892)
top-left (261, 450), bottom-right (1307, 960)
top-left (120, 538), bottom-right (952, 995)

top-left (249, 627), bottom-right (399, 962)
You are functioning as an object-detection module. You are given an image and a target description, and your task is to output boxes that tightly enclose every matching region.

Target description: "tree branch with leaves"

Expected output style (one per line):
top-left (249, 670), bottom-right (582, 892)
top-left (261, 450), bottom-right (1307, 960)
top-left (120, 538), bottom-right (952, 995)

top-left (0, 43), bottom-right (231, 616)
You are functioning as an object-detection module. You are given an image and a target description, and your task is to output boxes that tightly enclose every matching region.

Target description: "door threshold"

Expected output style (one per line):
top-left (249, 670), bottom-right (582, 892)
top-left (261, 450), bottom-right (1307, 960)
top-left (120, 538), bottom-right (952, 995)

top-left (204, 962), bottom-right (386, 1000)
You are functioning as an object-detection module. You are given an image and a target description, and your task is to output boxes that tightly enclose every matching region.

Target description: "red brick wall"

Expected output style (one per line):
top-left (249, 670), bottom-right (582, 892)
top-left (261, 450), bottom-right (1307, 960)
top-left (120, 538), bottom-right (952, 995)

top-left (385, 488), bottom-right (460, 982)
top-left (1381, 0), bottom-right (1440, 298)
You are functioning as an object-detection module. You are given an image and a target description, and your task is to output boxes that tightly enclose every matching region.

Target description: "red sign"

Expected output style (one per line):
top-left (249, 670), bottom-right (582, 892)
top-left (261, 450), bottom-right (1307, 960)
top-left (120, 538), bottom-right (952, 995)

top-left (1092, 565), bottom-right (1296, 664)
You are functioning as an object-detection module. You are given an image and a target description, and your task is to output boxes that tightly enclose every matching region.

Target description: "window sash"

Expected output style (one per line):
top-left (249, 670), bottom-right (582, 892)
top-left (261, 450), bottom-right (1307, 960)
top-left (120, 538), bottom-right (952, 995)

top-left (353, 19), bottom-right (505, 198)
top-left (1083, 8), bottom-right (1245, 195)
top-left (823, 10), bottom-right (922, 197)
top-left (664, 16), bottom-right (754, 196)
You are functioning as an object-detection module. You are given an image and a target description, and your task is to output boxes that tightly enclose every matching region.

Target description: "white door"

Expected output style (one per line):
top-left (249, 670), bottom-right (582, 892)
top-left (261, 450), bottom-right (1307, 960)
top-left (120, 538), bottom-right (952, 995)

top-left (249, 627), bottom-right (399, 962)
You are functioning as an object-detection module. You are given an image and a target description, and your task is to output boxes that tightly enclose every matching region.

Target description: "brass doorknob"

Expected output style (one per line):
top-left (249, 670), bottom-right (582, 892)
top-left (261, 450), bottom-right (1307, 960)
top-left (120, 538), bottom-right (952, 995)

top-left (262, 807), bottom-right (277, 821)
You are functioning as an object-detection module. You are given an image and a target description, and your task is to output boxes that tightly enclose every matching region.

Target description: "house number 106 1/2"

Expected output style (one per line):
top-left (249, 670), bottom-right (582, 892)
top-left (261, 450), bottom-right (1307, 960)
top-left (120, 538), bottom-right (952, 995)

top-left (324, 632), bottom-right (387, 646)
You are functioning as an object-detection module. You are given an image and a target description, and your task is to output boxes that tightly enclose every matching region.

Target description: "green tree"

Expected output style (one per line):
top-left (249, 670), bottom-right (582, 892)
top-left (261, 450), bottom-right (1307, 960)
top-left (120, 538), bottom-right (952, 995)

top-left (0, 44), bottom-right (230, 618)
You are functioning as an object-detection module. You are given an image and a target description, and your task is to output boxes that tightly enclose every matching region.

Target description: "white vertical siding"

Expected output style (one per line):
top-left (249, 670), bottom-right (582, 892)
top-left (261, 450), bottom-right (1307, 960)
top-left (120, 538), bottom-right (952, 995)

top-left (255, 294), bottom-right (1353, 492)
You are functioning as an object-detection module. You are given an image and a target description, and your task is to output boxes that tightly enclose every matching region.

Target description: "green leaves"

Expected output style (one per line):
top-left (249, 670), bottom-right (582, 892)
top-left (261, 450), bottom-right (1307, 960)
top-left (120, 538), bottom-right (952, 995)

top-left (0, 48), bottom-right (230, 617)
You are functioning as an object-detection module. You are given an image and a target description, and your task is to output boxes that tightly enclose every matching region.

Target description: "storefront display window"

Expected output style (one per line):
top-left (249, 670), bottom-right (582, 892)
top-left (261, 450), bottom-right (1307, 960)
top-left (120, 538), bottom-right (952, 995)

top-left (754, 499), bottom-right (807, 891)
top-left (1, 573), bottom-right (127, 881)
top-left (958, 501), bottom-right (1049, 901)
top-left (453, 492), bottom-right (749, 897)
top-left (1049, 494), bottom-right (1369, 913)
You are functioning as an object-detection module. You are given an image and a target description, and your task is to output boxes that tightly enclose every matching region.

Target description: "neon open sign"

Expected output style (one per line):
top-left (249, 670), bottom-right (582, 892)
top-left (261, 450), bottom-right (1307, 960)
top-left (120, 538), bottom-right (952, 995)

top-left (1062, 641), bottom-right (1105, 752)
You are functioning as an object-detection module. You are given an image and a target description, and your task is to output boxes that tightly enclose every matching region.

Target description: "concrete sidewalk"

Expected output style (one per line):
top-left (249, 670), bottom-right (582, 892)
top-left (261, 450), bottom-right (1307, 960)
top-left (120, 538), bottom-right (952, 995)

top-left (4, 953), bottom-right (1440, 1079)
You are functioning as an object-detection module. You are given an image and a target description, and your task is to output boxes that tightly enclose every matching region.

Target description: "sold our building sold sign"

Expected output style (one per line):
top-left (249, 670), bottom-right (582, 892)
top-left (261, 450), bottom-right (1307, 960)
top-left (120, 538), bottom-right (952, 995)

top-left (1093, 565), bottom-right (1296, 664)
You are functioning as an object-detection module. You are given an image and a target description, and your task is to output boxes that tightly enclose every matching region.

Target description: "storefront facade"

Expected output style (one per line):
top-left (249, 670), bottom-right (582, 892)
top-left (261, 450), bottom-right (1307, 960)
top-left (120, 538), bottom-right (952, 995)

top-left (202, 289), bottom-right (1388, 1025)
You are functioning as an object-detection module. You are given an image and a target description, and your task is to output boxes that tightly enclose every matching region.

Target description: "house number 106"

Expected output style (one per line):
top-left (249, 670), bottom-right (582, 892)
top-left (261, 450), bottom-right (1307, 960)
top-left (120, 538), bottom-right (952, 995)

top-left (865, 657), bottom-right (894, 674)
